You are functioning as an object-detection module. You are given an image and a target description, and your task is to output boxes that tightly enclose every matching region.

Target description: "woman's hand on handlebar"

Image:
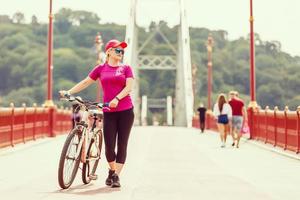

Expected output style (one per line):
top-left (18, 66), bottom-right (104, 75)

top-left (59, 90), bottom-right (70, 98)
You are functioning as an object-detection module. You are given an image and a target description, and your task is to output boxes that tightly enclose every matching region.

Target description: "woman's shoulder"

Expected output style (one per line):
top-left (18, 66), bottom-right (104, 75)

top-left (92, 63), bottom-right (105, 70)
top-left (224, 103), bottom-right (232, 109)
top-left (213, 103), bottom-right (218, 109)
top-left (120, 64), bottom-right (132, 69)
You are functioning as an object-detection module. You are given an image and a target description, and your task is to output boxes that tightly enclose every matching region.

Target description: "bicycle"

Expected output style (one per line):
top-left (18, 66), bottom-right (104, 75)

top-left (58, 95), bottom-right (109, 189)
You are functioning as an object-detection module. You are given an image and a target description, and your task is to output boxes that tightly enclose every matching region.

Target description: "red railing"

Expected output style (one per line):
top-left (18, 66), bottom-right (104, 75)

top-left (193, 106), bottom-right (300, 153)
top-left (248, 106), bottom-right (300, 153)
top-left (0, 104), bottom-right (72, 148)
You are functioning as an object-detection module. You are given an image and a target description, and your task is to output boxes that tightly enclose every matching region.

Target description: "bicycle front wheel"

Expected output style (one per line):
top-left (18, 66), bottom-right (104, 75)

top-left (58, 129), bottom-right (82, 189)
top-left (82, 129), bottom-right (103, 184)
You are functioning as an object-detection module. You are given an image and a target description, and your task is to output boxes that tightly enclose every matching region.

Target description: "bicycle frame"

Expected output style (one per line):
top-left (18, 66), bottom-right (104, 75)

top-left (58, 94), bottom-right (106, 189)
top-left (73, 107), bottom-right (102, 164)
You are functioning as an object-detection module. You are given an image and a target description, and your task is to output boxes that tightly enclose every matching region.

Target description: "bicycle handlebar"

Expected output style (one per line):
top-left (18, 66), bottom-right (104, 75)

top-left (62, 94), bottom-right (109, 110)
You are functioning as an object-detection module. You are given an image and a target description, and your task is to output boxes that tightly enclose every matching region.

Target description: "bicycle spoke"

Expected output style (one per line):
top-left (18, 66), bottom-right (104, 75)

top-left (63, 134), bottom-right (80, 184)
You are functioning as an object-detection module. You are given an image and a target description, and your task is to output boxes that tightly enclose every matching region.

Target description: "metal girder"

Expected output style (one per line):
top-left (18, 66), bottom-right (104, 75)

top-left (124, 0), bottom-right (140, 125)
top-left (124, 0), bottom-right (194, 127)
top-left (138, 25), bottom-right (177, 55)
top-left (147, 98), bottom-right (167, 109)
top-left (174, 0), bottom-right (194, 127)
top-left (138, 55), bottom-right (176, 70)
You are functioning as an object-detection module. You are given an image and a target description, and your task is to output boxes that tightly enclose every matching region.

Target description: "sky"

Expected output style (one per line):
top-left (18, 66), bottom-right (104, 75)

top-left (0, 0), bottom-right (299, 56)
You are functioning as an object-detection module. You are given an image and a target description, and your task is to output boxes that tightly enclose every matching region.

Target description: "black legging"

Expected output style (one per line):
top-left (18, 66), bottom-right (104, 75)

top-left (103, 108), bottom-right (134, 164)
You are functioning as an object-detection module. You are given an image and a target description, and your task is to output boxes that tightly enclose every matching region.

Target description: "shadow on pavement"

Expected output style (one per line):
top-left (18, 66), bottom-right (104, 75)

top-left (52, 183), bottom-right (121, 195)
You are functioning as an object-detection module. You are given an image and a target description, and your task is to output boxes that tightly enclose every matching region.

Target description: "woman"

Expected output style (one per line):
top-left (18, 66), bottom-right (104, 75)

top-left (213, 93), bottom-right (232, 148)
top-left (59, 39), bottom-right (134, 188)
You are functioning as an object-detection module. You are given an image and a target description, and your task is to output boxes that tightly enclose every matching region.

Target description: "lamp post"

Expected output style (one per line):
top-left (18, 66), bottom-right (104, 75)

top-left (249, 0), bottom-right (257, 108)
top-left (95, 32), bottom-right (103, 65)
top-left (44, 0), bottom-right (54, 107)
top-left (95, 32), bottom-right (103, 102)
top-left (206, 34), bottom-right (214, 110)
top-left (248, 0), bottom-right (258, 140)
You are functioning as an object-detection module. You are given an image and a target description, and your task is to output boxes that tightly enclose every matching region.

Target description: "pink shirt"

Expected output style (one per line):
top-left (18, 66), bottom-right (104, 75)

top-left (89, 63), bottom-right (134, 112)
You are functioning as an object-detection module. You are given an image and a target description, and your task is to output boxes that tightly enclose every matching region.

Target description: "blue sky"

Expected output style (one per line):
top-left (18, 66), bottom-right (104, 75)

top-left (0, 0), bottom-right (299, 56)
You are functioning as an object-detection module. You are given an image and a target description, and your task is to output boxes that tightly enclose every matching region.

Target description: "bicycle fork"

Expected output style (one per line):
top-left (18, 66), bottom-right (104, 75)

top-left (72, 127), bottom-right (88, 163)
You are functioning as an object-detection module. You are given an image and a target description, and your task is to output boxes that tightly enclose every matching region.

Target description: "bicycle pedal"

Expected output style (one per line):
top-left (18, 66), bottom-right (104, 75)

top-left (89, 174), bottom-right (98, 180)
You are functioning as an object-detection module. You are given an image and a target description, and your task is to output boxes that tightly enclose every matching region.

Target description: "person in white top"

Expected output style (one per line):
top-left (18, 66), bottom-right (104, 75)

top-left (213, 93), bottom-right (232, 148)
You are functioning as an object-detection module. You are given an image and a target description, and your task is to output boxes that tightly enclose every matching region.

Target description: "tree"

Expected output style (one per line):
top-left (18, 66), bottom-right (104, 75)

top-left (54, 8), bottom-right (73, 33)
top-left (0, 14), bottom-right (300, 110)
top-left (257, 83), bottom-right (284, 108)
top-left (31, 15), bottom-right (39, 26)
top-left (0, 15), bottom-right (11, 23)
top-left (71, 10), bottom-right (100, 25)
top-left (12, 12), bottom-right (25, 24)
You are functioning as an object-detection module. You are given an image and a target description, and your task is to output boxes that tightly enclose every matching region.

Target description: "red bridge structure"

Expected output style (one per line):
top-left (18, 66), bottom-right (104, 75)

top-left (0, 104), bottom-right (71, 148)
top-left (193, 106), bottom-right (300, 154)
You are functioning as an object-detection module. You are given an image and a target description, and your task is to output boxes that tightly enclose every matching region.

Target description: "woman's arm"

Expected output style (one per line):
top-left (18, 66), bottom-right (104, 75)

top-left (60, 76), bottom-right (95, 96)
top-left (226, 104), bottom-right (232, 119)
top-left (109, 78), bottom-right (134, 108)
top-left (213, 104), bottom-right (219, 119)
top-left (242, 106), bottom-right (248, 121)
top-left (116, 78), bottom-right (134, 99)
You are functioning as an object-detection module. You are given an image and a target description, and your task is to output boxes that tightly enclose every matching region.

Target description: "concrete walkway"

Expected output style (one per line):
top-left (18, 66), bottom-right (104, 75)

top-left (0, 126), bottom-right (300, 200)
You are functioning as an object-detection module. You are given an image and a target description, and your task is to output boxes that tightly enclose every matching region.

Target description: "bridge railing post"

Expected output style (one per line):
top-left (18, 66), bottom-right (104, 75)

top-left (274, 106), bottom-right (278, 147)
top-left (10, 103), bottom-right (15, 147)
top-left (22, 103), bottom-right (26, 144)
top-left (297, 106), bottom-right (300, 154)
top-left (48, 106), bottom-right (56, 137)
top-left (284, 106), bottom-right (289, 150)
top-left (33, 103), bottom-right (37, 141)
top-left (264, 106), bottom-right (269, 143)
top-left (247, 106), bottom-right (254, 139)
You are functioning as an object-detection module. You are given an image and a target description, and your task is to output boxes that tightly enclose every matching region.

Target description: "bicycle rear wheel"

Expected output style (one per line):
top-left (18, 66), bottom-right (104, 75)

top-left (82, 129), bottom-right (103, 184)
top-left (58, 129), bottom-right (82, 189)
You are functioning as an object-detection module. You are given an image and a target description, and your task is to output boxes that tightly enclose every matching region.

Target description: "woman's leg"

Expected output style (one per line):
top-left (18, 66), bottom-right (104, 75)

top-left (236, 133), bottom-right (242, 148)
top-left (103, 112), bottom-right (118, 170)
top-left (115, 108), bottom-right (134, 175)
top-left (103, 112), bottom-right (121, 187)
top-left (217, 123), bottom-right (225, 143)
top-left (224, 124), bottom-right (230, 142)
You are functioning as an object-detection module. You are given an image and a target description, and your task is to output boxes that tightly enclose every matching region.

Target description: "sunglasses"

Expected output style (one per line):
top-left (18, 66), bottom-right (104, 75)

top-left (114, 48), bottom-right (124, 55)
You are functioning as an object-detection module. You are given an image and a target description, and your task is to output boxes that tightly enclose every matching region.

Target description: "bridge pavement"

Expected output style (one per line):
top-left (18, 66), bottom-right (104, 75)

top-left (0, 126), bottom-right (299, 200)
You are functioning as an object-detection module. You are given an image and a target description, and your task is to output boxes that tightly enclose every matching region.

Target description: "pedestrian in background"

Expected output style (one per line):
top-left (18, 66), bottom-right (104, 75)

top-left (228, 91), bottom-right (247, 148)
top-left (213, 93), bottom-right (232, 148)
top-left (228, 91), bottom-right (236, 146)
top-left (197, 103), bottom-right (207, 133)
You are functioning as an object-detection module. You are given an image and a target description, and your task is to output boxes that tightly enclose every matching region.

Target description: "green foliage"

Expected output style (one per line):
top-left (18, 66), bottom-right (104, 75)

top-left (0, 9), bottom-right (300, 110)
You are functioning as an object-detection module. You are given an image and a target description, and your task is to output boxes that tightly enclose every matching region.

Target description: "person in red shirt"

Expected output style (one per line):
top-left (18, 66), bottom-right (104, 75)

top-left (228, 91), bottom-right (247, 148)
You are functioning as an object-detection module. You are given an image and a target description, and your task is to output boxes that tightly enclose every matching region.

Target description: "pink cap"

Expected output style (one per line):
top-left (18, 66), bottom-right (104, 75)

top-left (105, 39), bottom-right (127, 52)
